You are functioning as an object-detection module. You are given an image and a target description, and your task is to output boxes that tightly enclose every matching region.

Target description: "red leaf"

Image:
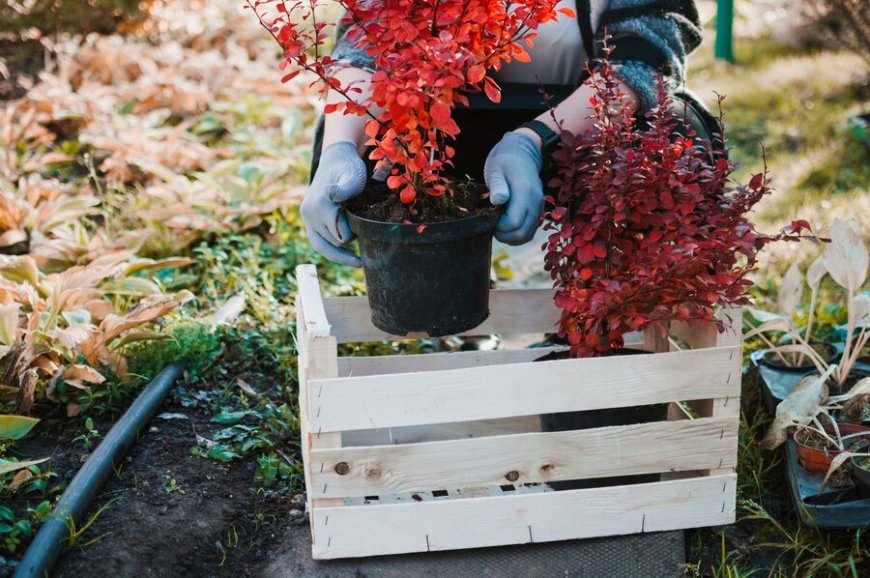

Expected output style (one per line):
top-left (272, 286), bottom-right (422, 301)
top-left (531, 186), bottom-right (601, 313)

top-left (430, 102), bottom-right (451, 128)
top-left (484, 77), bottom-right (501, 103)
top-left (400, 185), bottom-right (415, 204)
top-left (467, 64), bottom-right (485, 84)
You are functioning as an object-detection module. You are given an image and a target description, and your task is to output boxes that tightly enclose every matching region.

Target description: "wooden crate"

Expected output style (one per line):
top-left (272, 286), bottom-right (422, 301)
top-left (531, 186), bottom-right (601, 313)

top-left (295, 264), bottom-right (742, 560)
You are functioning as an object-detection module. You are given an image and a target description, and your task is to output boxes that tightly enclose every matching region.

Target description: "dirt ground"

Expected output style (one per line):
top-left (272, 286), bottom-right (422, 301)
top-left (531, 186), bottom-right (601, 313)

top-left (47, 408), bottom-right (303, 578)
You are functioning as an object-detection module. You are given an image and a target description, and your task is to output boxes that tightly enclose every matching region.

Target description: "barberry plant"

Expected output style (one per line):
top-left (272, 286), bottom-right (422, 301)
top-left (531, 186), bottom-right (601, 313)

top-left (544, 52), bottom-right (816, 358)
top-left (247, 0), bottom-right (573, 208)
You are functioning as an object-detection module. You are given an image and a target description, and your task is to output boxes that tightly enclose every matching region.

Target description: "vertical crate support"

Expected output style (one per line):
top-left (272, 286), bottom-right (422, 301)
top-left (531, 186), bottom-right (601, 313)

top-left (672, 307), bottom-right (743, 477)
top-left (295, 265), bottom-right (342, 550)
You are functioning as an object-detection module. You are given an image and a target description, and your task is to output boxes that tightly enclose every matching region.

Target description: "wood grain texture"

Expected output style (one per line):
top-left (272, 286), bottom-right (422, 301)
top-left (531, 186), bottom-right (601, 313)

top-left (296, 285), bottom-right (343, 547)
top-left (310, 345), bottom-right (742, 433)
top-left (310, 474), bottom-right (737, 559)
top-left (340, 415), bottom-right (541, 447)
top-left (323, 289), bottom-right (559, 343)
top-left (311, 416), bottom-right (738, 498)
top-left (295, 265), bottom-right (332, 338)
top-left (337, 345), bottom-right (567, 377)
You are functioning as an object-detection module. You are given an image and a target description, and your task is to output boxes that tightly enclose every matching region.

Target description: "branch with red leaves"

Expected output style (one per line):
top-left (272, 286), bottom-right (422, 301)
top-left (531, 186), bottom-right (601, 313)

top-left (544, 51), bottom-right (818, 358)
top-left (246, 0), bottom-right (574, 207)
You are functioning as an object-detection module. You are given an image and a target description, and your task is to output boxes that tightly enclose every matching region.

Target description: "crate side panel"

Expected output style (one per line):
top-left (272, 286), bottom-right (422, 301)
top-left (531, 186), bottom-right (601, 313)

top-left (337, 345), bottom-right (567, 377)
top-left (310, 474), bottom-right (736, 559)
top-left (341, 415), bottom-right (541, 447)
top-left (324, 289), bottom-right (559, 343)
top-left (311, 416), bottom-right (738, 498)
top-left (311, 345), bottom-right (742, 432)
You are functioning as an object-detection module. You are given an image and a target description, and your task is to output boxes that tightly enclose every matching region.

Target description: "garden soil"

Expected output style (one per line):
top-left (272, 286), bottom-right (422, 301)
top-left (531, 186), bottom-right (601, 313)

top-left (43, 406), bottom-right (304, 578)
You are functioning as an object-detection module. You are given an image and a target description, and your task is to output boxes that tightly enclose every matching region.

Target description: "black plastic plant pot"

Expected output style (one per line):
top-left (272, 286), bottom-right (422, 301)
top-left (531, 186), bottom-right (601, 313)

top-left (850, 444), bottom-right (870, 500)
top-left (754, 342), bottom-right (839, 414)
top-left (347, 209), bottom-right (499, 337)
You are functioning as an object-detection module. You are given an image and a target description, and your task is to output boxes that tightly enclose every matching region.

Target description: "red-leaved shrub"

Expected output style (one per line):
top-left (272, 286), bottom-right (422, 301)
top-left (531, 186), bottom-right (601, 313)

top-left (544, 52), bottom-right (816, 358)
top-left (248, 0), bottom-right (573, 209)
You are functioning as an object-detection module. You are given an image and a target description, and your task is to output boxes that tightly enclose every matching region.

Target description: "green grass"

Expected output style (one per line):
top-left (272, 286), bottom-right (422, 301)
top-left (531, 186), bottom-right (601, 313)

top-left (688, 36), bottom-right (869, 249)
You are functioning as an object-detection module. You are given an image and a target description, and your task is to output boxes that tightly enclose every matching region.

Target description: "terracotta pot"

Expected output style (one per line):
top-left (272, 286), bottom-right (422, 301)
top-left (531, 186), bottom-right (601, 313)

top-left (793, 422), bottom-right (870, 472)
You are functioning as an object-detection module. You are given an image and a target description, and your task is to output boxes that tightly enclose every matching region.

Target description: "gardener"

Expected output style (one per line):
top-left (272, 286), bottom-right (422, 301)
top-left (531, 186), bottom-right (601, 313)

top-left (302, 0), bottom-right (713, 267)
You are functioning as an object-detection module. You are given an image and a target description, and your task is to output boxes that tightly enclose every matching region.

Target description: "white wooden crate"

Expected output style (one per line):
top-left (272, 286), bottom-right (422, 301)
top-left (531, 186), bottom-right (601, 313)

top-left (295, 264), bottom-right (741, 560)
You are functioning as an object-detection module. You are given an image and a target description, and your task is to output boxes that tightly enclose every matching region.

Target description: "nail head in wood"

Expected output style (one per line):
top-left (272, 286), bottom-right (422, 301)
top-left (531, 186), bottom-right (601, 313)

top-left (335, 462), bottom-right (350, 475)
top-left (505, 470), bottom-right (520, 482)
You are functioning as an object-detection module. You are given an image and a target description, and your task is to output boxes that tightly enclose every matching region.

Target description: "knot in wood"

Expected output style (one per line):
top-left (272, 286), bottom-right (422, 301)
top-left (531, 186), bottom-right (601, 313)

top-left (366, 467), bottom-right (382, 479)
top-left (505, 470), bottom-right (520, 482)
top-left (334, 462), bottom-right (350, 476)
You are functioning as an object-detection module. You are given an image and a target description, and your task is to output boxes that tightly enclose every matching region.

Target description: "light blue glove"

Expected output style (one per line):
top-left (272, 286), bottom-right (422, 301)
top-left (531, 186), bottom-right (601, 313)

top-left (300, 141), bottom-right (367, 267)
top-left (483, 132), bottom-right (544, 245)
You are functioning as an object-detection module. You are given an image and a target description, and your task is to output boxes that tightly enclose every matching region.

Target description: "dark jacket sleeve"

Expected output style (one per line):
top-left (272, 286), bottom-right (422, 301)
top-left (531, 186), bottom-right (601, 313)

top-left (330, 7), bottom-right (378, 71)
top-left (595, 0), bottom-right (703, 110)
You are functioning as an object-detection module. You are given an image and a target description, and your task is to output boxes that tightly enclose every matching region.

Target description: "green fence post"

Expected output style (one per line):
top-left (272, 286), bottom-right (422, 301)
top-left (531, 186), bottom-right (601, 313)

top-left (715, 0), bottom-right (734, 62)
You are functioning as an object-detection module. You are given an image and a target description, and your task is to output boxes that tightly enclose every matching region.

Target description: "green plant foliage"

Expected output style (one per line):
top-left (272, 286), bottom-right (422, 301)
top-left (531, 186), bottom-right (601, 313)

top-left (0, 416), bottom-right (38, 441)
top-left (125, 320), bottom-right (222, 382)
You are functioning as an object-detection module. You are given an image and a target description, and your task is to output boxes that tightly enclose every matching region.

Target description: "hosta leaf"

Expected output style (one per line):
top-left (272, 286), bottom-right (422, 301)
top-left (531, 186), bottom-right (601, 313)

top-left (761, 367), bottom-right (834, 450)
top-left (0, 457), bottom-right (48, 475)
top-left (0, 415), bottom-right (39, 440)
top-left (777, 262), bottom-right (803, 316)
top-left (0, 302), bottom-right (21, 347)
top-left (822, 219), bottom-right (868, 292)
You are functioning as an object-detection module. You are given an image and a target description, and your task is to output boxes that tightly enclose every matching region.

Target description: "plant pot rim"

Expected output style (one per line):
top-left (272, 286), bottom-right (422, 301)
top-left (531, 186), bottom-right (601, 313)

top-left (759, 342), bottom-right (839, 372)
top-left (793, 422), bottom-right (870, 450)
top-left (347, 208), bottom-right (498, 245)
top-left (851, 443), bottom-right (870, 471)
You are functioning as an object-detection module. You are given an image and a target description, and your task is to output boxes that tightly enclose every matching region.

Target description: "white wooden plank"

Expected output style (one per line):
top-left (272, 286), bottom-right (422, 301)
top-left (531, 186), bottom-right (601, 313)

top-left (310, 345), bottom-right (742, 432)
top-left (341, 415), bottom-right (541, 447)
top-left (324, 289), bottom-right (559, 343)
top-left (296, 289), bottom-right (343, 538)
top-left (311, 474), bottom-right (737, 559)
top-left (312, 416), bottom-right (737, 498)
top-left (337, 346), bottom-right (567, 377)
top-left (295, 264), bottom-right (331, 338)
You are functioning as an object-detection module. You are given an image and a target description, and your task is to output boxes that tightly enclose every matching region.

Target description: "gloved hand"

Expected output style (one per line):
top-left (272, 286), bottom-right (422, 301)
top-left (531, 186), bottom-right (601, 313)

top-left (483, 131), bottom-right (544, 245)
top-left (300, 141), bottom-right (367, 267)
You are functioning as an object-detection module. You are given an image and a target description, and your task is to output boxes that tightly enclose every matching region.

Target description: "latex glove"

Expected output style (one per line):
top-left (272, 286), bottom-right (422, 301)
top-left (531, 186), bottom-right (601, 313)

top-left (300, 141), bottom-right (367, 267)
top-left (483, 132), bottom-right (544, 245)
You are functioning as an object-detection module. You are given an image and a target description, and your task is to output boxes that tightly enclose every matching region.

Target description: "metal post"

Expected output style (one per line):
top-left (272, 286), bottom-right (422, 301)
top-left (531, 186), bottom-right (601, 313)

top-left (715, 0), bottom-right (734, 62)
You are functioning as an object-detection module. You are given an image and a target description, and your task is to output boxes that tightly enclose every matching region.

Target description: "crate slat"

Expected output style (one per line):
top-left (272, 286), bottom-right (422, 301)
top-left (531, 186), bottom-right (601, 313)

top-left (311, 416), bottom-right (737, 498)
top-left (341, 415), bottom-right (541, 447)
top-left (310, 474), bottom-right (737, 559)
top-left (338, 345), bottom-right (567, 377)
top-left (323, 289), bottom-right (559, 343)
top-left (308, 345), bottom-right (741, 433)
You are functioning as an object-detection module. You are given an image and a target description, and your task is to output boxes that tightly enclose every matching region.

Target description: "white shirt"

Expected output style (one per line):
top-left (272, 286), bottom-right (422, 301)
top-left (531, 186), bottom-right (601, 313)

top-left (493, 0), bottom-right (585, 85)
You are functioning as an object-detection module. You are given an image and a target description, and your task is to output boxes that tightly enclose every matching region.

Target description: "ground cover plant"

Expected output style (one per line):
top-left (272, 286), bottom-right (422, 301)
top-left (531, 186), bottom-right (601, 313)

top-left (0, 0), bottom-right (867, 576)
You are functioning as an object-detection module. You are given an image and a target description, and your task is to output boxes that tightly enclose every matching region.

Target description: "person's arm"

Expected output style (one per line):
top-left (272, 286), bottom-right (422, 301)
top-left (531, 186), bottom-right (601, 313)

top-left (321, 67), bottom-right (376, 155)
top-left (517, 0), bottom-right (702, 146)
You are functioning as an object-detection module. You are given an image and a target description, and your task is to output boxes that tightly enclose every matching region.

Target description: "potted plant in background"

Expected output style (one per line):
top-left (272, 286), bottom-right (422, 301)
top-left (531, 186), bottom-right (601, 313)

top-left (762, 368), bottom-right (870, 489)
top-left (753, 218), bottom-right (869, 397)
top-left (249, 0), bottom-right (573, 336)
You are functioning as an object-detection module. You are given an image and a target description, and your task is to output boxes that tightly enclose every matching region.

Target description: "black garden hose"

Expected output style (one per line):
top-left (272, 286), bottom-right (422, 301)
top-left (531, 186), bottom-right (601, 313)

top-left (13, 361), bottom-right (187, 578)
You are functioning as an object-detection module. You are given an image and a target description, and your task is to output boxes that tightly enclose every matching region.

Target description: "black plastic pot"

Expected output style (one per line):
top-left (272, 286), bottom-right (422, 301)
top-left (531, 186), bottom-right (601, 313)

top-left (535, 348), bottom-right (669, 490)
top-left (850, 444), bottom-right (870, 500)
top-left (753, 342), bottom-right (839, 413)
top-left (348, 209), bottom-right (498, 337)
